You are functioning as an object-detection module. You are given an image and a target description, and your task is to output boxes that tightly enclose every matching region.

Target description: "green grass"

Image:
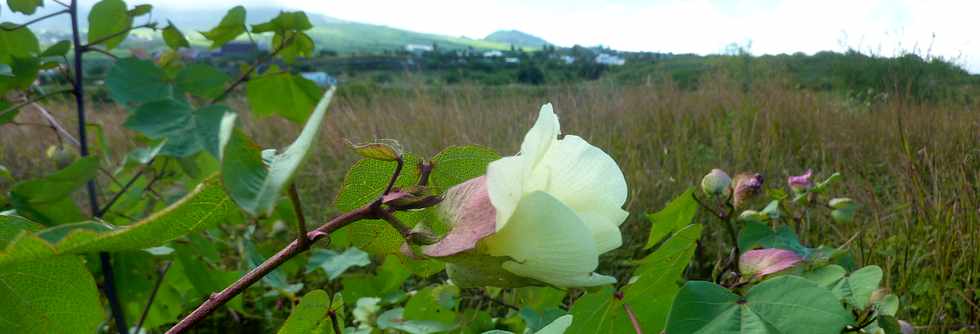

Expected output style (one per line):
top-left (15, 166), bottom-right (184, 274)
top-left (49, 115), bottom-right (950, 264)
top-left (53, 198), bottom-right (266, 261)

top-left (2, 71), bottom-right (978, 331)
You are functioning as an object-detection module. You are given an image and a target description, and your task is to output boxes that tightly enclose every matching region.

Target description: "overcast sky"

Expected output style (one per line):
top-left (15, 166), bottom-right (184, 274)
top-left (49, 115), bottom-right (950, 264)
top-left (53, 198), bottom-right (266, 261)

top-left (58, 0), bottom-right (980, 73)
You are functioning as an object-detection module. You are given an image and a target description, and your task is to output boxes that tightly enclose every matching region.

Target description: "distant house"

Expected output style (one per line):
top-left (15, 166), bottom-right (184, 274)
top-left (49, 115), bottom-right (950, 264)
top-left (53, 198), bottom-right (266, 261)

top-left (560, 55), bottom-right (576, 64)
top-left (504, 57), bottom-right (520, 64)
top-left (595, 53), bottom-right (625, 66)
top-left (483, 50), bottom-right (503, 58)
top-left (301, 72), bottom-right (338, 87)
top-left (214, 42), bottom-right (257, 57)
top-left (404, 44), bottom-right (434, 54)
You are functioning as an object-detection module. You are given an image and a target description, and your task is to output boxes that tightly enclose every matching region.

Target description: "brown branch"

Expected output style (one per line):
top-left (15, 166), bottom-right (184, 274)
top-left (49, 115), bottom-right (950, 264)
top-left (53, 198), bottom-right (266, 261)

top-left (614, 292), bottom-right (644, 334)
top-left (0, 10), bottom-right (69, 31)
top-left (166, 205), bottom-right (376, 333)
top-left (0, 89), bottom-right (74, 123)
top-left (287, 183), bottom-right (309, 247)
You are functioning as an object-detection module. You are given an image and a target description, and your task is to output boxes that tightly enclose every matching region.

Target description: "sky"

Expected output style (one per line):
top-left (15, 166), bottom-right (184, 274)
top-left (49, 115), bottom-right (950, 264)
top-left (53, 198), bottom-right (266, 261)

top-left (47, 0), bottom-right (980, 73)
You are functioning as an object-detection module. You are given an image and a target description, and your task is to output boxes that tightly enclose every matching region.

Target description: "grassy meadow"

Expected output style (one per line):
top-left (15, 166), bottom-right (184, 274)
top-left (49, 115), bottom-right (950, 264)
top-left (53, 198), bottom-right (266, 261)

top-left (2, 71), bottom-right (978, 331)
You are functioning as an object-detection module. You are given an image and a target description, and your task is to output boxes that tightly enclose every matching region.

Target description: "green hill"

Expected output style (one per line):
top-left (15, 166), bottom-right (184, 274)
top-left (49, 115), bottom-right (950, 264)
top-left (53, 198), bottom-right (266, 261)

top-left (485, 30), bottom-right (550, 48)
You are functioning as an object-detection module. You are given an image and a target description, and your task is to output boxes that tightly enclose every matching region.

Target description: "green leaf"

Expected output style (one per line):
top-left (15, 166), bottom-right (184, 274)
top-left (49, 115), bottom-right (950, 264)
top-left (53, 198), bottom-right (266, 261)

top-left (405, 285), bottom-right (459, 325)
top-left (568, 224), bottom-right (701, 334)
top-left (738, 222), bottom-right (808, 256)
top-left (350, 139), bottom-right (403, 162)
top-left (0, 256), bottom-right (105, 334)
top-left (124, 99), bottom-right (227, 157)
top-left (105, 57), bottom-right (173, 105)
top-left (279, 289), bottom-right (330, 334)
top-left (87, 0), bottom-right (133, 50)
top-left (162, 20), bottom-right (190, 50)
top-left (843, 265), bottom-right (883, 309)
top-left (275, 31), bottom-right (315, 63)
top-left (429, 145), bottom-right (500, 192)
top-left (0, 175), bottom-right (235, 267)
top-left (115, 251), bottom-right (195, 330)
top-left (378, 308), bottom-right (457, 334)
top-left (246, 70), bottom-right (323, 123)
top-left (127, 3), bottom-right (152, 16)
top-left (7, 0), bottom-right (44, 14)
top-left (251, 11), bottom-right (313, 33)
top-left (0, 100), bottom-right (18, 125)
top-left (0, 56), bottom-right (40, 91)
top-left (0, 23), bottom-right (40, 64)
top-left (341, 255), bottom-right (411, 302)
top-left (175, 64), bottom-right (229, 99)
top-left (9, 156), bottom-right (98, 225)
top-left (201, 5), bottom-right (246, 49)
top-left (665, 276), bottom-right (854, 334)
top-left (305, 247), bottom-right (371, 280)
top-left (645, 188), bottom-right (697, 249)
top-left (219, 87), bottom-right (335, 216)
top-left (0, 215), bottom-right (42, 248)
top-left (40, 40), bottom-right (71, 57)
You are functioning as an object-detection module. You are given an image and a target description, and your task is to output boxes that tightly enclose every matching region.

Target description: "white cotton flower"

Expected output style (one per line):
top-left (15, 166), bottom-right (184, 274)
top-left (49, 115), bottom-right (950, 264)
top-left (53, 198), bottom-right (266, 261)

top-left (425, 104), bottom-right (629, 288)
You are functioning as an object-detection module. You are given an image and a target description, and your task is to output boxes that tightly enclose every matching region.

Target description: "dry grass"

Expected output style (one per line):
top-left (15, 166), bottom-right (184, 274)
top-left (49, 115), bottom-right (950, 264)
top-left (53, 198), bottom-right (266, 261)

top-left (2, 73), bottom-right (978, 329)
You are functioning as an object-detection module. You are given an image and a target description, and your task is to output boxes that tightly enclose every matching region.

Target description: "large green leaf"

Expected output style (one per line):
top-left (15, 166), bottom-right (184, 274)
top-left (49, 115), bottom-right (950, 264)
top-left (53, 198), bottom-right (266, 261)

top-left (87, 0), bottom-right (132, 50)
top-left (645, 188), bottom-right (698, 249)
top-left (9, 156), bottom-right (99, 225)
top-left (279, 289), bottom-right (330, 334)
top-left (7, 0), bottom-right (44, 15)
top-left (246, 70), bottom-right (323, 123)
top-left (305, 247), bottom-right (371, 280)
top-left (251, 11), bottom-right (313, 33)
top-left (568, 224), bottom-right (701, 334)
top-left (664, 276), bottom-right (854, 334)
top-left (0, 22), bottom-right (40, 64)
top-left (124, 99), bottom-right (227, 157)
top-left (219, 86), bottom-right (335, 217)
top-left (378, 308), bottom-right (457, 334)
top-left (201, 5), bottom-right (246, 49)
top-left (800, 264), bottom-right (883, 309)
top-left (176, 63), bottom-right (229, 99)
top-left (0, 175), bottom-right (235, 267)
top-left (334, 155), bottom-right (422, 254)
top-left (429, 145), bottom-right (500, 192)
top-left (105, 57), bottom-right (173, 105)
top-left (404, 284), bottom-right (459, 325)
top-left (0, 256), bottom-right (105, 334)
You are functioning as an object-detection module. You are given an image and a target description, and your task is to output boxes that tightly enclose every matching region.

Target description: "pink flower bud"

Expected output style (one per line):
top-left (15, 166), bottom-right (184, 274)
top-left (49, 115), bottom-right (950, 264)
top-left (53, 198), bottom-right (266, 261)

top-left (732, 173), bottom-right (764, 208)
top-left (421, 176), bottom-right (497, 257)
top-left (739, 248), bottom-right (802, 279)
top-left (788, 169), bottom-right (814, 192)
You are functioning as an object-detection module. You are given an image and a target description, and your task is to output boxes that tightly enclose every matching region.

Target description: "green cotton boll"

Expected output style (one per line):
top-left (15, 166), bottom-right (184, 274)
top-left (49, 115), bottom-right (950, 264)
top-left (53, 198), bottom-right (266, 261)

top-left (701, 168), bottom-right (731, 198)
top-left (45, 145), bottom-right (77, 169)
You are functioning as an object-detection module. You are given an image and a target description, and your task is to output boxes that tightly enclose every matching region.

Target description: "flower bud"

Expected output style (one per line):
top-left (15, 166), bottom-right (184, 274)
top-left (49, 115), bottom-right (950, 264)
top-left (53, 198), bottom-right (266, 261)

top-left (788, 169), bottom-right (814, 193)
top-left (739, 248), bottom-right (802, 279)
top-left (732, 173), bottom-right (763, 208)
top-left (701, 169), bottom-right (731, 198)
top-left (868, 288), bottom-right (891, 304)
top-left (737, 210), bottom-right (767, 223)
top-left (829, 198), bottom-right (858, 224)
top-left (45, 145), bottom-right (77, 169)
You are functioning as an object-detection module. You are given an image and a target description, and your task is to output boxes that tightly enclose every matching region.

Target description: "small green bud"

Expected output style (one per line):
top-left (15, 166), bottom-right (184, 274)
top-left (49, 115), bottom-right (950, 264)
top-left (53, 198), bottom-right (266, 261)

top-left (45, 145), bottom-right (77, 169)
top-left (738, 210), bottom-right (768, 223)
top-left (701, 169), bottom-right (731, 198)
top-left (829, 198), bottom-right (858, 224)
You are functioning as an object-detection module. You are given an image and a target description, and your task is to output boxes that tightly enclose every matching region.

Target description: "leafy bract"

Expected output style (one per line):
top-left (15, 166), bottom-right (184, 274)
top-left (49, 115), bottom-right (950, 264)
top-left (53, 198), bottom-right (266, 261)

top-left (278, 290), bottom-right (330, 334)
top-left (245, 69), bottom-right (323, 123)
top-left (219, 86), bottom-right (335, 217)
top-left (664, 276), bottom-right (853, 334)
top-left (0, 256), bottom-right (105, 334)
top-left (201, 6), bottom-right (247, 49)
top-left (429, 145), bottom-right (500, 192)
top-left (0, 22), bottom-right (40, 64)
top-left (9, 156), bottom-right (99, 225)
top-left (645, 188), bottom-right (697, 249)
top-left (87, 0), bottom-right (132, 50)
top-left (568, 224), bottom-right (702, 334)
top-left (105, 57), bottom-right (173, 105)
top-left (0, 175), bottom-right (235, 267)
top-left (7, 0), bottom-right (44, 14)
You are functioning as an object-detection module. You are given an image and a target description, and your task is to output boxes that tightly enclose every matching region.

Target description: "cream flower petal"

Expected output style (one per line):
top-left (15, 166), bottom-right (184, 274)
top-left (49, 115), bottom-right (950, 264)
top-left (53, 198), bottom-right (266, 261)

top-left (483, 191), bottom-right (614, 288)
top-left (519, 103), bottom-right (560, 170)
top-left (536, 315), bottom-right (574, 334)
top-left (486, 156), bottom-right (525, 231)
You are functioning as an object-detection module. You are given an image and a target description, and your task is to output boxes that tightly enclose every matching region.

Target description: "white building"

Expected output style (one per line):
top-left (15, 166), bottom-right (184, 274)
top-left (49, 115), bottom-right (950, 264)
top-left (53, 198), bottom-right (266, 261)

top-left (560, 55), bottom-right (576, 64)
top-left (483, 50), bottom-right (504, 58)
top-left (595, 53), bottom-right (625, 66)
top-left (405, 44), bottom-right (434, 53)
top-left (301, 72), bottom-right (338, 87)
top-left (504, 57), bottom-right (520, 64)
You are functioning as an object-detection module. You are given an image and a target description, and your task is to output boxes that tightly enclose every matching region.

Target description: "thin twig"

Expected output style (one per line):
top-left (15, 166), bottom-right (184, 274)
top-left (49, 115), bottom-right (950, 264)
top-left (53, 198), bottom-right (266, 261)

top-left (86, 47), bottom-right (119, 60)
top-left (417, 160), bottom-right (433, 186)
top-left (613, 292), bottom-right (644, 334)
top-left (165, 205), bottom-right (377, 334)
top-left (382, 157), bottom-right (405, 197)
top-left (135, 261), bottom-right (173, 331)
top-left (96, 158), bottom-right (156, 217)
top-left (0, 10), bottom-right (69, 31)
top-left (80, 23), bottom-right (155, 50)
top-left (208, 34), bottom-right (296, 104)
top-left (0, 89), bottom-right (73, 123)
top-left (327, 310), bottom-right (343, 334)
top-left (287, 183), bottom-right (309, 247)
